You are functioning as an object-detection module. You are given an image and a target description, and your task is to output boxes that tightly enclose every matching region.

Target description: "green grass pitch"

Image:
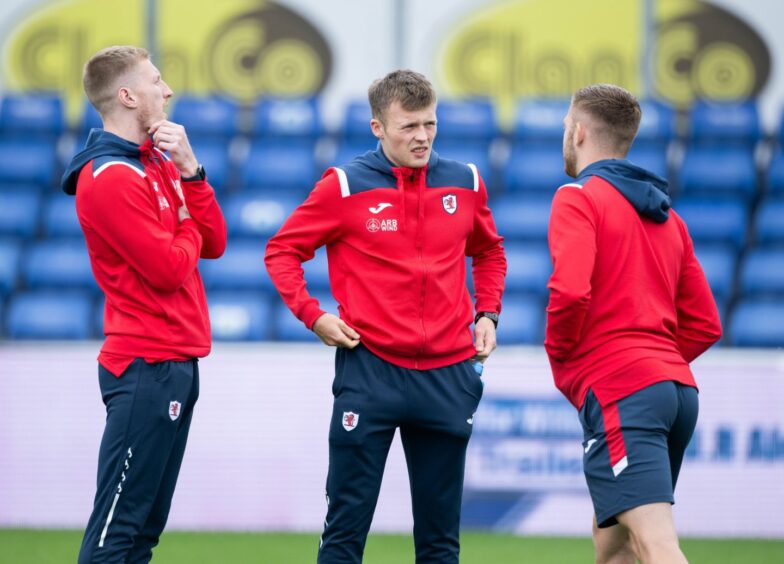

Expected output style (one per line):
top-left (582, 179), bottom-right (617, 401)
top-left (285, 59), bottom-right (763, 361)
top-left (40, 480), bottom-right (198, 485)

top-left (1, 529), bottom-right (782, 563)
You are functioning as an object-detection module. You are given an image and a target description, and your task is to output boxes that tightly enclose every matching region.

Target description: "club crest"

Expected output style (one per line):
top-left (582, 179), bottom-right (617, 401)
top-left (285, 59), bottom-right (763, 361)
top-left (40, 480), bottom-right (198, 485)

top-left (342, 411), bottom-right (359, 431)
top-left (442, 194), bottom-right (457, 215)
top-left (169, 401), bottom-right (182, 421)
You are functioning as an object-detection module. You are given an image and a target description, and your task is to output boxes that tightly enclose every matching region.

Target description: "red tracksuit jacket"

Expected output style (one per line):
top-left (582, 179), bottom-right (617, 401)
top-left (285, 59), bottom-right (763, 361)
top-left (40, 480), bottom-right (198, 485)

top-left (546, 159), bottom-right (722, 409)
top-left (62, 130), bottom-right (226, 376)
top-left (265, 147), bottom-right (507, 370)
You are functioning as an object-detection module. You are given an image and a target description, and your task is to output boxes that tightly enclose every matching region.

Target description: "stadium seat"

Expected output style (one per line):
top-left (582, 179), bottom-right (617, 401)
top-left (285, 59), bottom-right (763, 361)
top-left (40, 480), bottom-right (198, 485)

top-left (274, 291), bottom-right (339, 341)
top-left (0, 138), bottom-right (58, 187)
top-left (496, 293), bottom-right (544, 345)
top-left (513, 99), bottom-right (570, 144)
top-left (252, 97), bottom-right (321, 140)
top-left (436, 99), bottom-right (497, 143)
top-left (636, 99), bottom-right (676, 147)
top-left (739, 248), bottom-right (784, 297)
top-left (42, 194), bottom-right (81, 237)
top-left (674, 198), bottom-right (748, 249)
top-left (0, 188), bottom-right (41, 238)
top-left (436, 141), bottom-right (492, 184)
top-left (728, 299), bottom-right (784, 347)
top-left (678, 145), bottom-right (757, 200)
top-left (688, 99), bottom-right (761, 146)
top-left (0, 93), bottom-right (65, 138)
top-left (341, 100), bottom-right (376, 144)
top-left (223, 191), bottom-right (302, 238)
top-left (767, 149), bottom-right (784, 196)
top-left (0, 239), bottom-right (21, 295)
top-left (504, 242), bottom-right (552, 296)
top-left (170, 95), bottom-right (239, 140)
top-left (693, 245), bottom-right (737, 303)
top-left (189, 139), bottom-right (231, 192)
top-left (503, 144), bottom-right (569, 192)
top-left (626, 144), bottom-right (669, 179)
top-left (331, 140), bottom-right (377, 168)
top-left (302, 248), bottom-right (330, 291)
top-left (491, 194), bottom-right (551, 241)
top-left (754, 198), bottom-right (784, 246)
top-left (240, 141), bottom-right (317, 192)
top-left (79, 100), bottom-right (102, 133)
top-left (6, 290), bottom-right (93, 339)
top-left (199, 239), bottom-right (271, 292)
top-left (22, 240), bottom-right (97, 290)
top-left (207, 291), bottom-right (272, 340)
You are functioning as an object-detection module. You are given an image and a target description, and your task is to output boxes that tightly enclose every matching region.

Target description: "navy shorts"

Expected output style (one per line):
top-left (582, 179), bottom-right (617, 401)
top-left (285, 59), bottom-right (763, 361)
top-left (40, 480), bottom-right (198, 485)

top-left (578, 380), bottom-right (698, 528)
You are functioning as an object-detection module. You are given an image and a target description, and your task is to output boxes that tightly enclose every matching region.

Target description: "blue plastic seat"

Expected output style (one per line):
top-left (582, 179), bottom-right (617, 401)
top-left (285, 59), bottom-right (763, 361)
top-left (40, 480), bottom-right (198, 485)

top-left (6, 290), bottom-right (93, 339)
top-left (0, 188), bottom-right (41, 237)
top-left (302, 248), bottom-right (330, 291)
top-left (207, 291), bottom-right (272, 340)
top-left (170, 95), bottom-right (239, 140)
top-left (504, 242), bottom-right (552, 296)
top-left (436, 141), bottom-right (491, 183)
top-left (503, 144), bottom-right (569, 192)
top-left (693, 245), bottom-right (736, 303)
top-left (739, 248), bottom-right (784, 297)
top-left (253, 97), bottom-right (321, 140)
top-left (331, 140), bottom-right (377, 168)
top-left (223, 191), bottom-right (301, 238)
top-left (754, 198), bottom-right (784, 245)
top-left (678, 146), bottom-right (757, 200)
top-left (436, 99), bottom-right (497, 143)
top-left (496, 293), bottom-right (544, 345)
top-left (0, 93), bottom-right (65, 138)
top-left (42, 194), bottom-right (81, 237)
top-left (728, 299), bottom-right (784, 347)
top-left (636, 99), bottom-right (676, 147)
top-left (199, 239), bottom-right (271, 291)
top-left (0, 239), bottom-right (21, 295)
top-left (189, 139), bottom-right (231, 191)
top-left (768, 149), bottom-right (784, 195)
top-left (688, 99), bottom-right (761, 146)
top-left (341, 100), bottom-right (376, 144)
top-left (80, 100), bottom-right (102, 133)
top-left (627, 144), bottom-right (669, 179)
top-left (492, 195), bottom-right (551, 241)
top-left (240, 141), bottom-right (317, 191)
top-left (513, 99), bottom-right (570, 144)
top-left (674, 198), bottom-right (748, 249)
top-left (23, 240), bottom-right (96, 290)
top-left (274, 291), bottom-right (339, 341)
top-left (0, 138), bottom-right (58, 187)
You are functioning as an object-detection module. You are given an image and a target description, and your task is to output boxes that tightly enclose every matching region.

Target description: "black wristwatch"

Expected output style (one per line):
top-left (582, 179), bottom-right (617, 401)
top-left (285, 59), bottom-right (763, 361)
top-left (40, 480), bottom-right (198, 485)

top-left (181, 164), bottom-right (206, 182)
top-left (475, 311), bottom-right (499, 328)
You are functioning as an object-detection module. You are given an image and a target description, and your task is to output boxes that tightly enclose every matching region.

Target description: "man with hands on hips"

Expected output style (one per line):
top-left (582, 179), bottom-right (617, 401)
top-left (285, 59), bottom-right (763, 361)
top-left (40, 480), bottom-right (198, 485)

top-left (61, 45), bottom-right (226, 563)
top-left (265, 69), bottom-right (506, 564)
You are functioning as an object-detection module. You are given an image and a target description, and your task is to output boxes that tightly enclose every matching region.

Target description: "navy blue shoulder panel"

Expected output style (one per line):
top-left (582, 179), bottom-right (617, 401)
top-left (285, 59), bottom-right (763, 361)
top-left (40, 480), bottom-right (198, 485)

top-left (427, 156), bottom-right (475, 190)
top-left (338, 159), bottom-right (395, 195)
top-left (92, 154), bottom-right (146, 176)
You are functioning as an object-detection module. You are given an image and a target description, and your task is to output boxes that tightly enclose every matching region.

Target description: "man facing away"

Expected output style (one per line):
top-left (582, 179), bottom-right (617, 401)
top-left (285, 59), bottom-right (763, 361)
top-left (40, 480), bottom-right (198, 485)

top-left (546, 84), bottom-right (722, 564)
top-left (265, 69), bottom-right (507, 563)
top-left (61, 45), bottom-right (226, 563)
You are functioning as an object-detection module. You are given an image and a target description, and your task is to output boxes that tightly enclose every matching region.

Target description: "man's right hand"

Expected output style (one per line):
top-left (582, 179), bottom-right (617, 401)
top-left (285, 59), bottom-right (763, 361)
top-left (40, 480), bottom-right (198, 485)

top-left (312, 313), bottom-right (360, 348)
top-left (178, 204), bottom-right (191, 223)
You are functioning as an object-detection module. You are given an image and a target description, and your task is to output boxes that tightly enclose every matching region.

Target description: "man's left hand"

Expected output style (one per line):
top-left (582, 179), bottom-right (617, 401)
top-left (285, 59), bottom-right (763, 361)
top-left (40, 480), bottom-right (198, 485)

top-left (474, 316), bottom-right (497, 362)
top-left (148, 120), bottom-right (199, 178)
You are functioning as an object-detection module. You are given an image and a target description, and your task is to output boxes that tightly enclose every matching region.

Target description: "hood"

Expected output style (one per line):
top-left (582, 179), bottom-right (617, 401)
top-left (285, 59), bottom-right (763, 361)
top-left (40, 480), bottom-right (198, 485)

top-left (577, 158), bottom-right (671, 223)
top-left (61, 129), bottom-right (143, 195)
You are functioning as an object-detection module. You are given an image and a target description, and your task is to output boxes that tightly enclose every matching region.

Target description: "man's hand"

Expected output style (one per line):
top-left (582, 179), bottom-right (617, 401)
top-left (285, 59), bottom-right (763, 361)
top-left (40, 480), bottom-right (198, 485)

top-left (148, 120), bottom-right (199, 178)
top-left (312, 313), bottom-right (360, 348)
top-left (474, 316), bottom-right (497, 362)
top-left (177, 204), bottom-right (191, 223)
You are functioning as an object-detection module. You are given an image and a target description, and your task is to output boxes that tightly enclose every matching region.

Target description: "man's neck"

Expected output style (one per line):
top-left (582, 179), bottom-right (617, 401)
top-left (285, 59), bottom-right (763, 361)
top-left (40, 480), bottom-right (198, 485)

top-left (102, 118), bottom-right (147, 146)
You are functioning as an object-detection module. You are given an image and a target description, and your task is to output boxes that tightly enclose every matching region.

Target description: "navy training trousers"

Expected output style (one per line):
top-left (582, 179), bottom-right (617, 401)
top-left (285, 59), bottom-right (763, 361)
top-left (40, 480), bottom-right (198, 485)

top-left (318, 345), bottom-right (483, 564)
top-left (79, 358), bottom-right (199, 564)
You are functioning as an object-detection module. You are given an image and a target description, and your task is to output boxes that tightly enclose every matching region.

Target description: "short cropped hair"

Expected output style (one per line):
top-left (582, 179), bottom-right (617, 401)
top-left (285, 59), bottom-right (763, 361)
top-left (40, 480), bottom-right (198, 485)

top-left (368, 69), bottom-right (437, 122)
top-left (572, 84), bottom-right (641, 154)
top-left (83, 46), bottom-right (149, 116)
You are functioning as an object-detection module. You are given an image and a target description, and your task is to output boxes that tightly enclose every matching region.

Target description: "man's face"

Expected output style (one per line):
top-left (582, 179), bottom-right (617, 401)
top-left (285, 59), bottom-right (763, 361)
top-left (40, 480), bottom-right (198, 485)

top-left (372, 101), bottom-right (437, 169)
top-left (563, 106), bottom-right (578, 178)
top-left (131, 58), bottom-right (173, 130)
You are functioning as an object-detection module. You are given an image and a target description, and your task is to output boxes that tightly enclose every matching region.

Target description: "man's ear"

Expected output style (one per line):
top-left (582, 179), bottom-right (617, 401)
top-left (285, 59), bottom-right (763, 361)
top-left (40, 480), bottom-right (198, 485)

top-left (574, 120), bottom-right (587, 147)
top-left (117, 87), bottom-right (137, 110)
top-left (370, 118), bottom-right (384, 140)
